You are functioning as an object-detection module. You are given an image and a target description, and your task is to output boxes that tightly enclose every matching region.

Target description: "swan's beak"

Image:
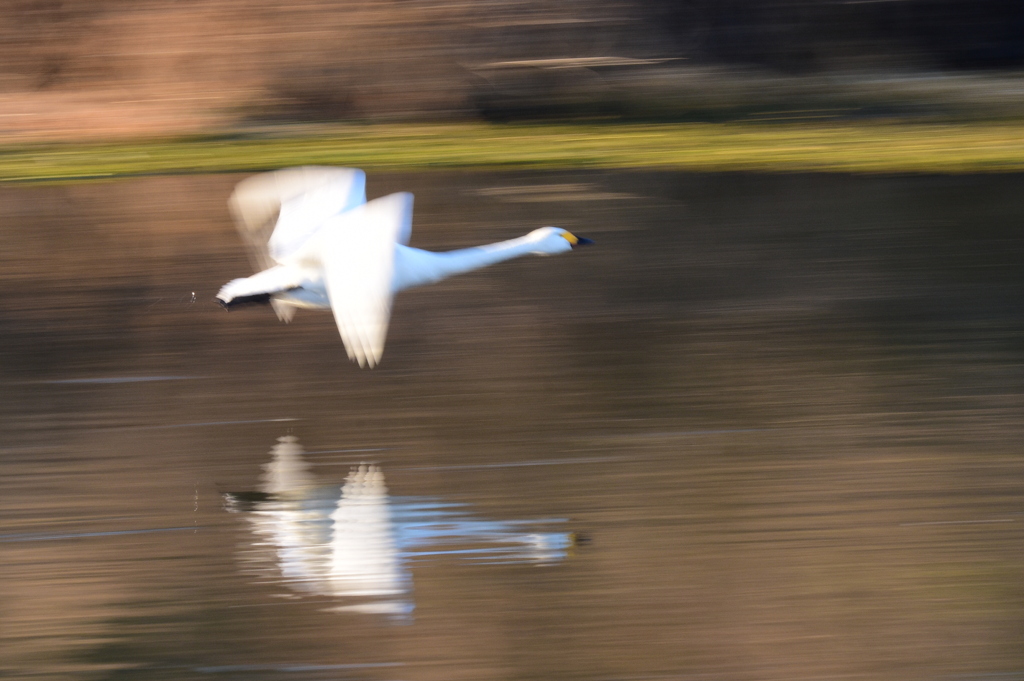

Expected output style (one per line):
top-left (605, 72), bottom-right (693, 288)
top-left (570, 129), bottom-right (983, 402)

top-left (561, 231), bottom-right (595, 247)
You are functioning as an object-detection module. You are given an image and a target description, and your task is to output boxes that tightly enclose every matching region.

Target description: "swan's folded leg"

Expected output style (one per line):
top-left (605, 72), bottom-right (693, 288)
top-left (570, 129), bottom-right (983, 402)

top-left (216, 265), bottom-right (304, 309)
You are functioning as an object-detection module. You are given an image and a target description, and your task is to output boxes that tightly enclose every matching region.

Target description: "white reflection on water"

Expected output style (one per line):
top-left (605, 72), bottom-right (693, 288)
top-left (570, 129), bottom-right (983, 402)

top-left (226, 436), bottom-right (574, 620)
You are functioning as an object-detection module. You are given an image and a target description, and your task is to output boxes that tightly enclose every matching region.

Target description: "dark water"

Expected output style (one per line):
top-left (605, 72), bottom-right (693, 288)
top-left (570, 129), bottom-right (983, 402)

top-left (1, 171), bottom-right (1023, 681)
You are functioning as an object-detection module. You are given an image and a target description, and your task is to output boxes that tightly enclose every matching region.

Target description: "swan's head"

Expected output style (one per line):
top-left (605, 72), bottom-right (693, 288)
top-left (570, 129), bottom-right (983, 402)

top-left (526, 227), bottom-right (594, 255)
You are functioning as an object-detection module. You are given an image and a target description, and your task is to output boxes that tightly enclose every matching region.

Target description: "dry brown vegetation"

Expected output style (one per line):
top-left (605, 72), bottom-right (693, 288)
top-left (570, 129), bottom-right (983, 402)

top-left (0, 0), bottom-right (639, 139)
top-left (3, 1), bottom-right (1024, 142)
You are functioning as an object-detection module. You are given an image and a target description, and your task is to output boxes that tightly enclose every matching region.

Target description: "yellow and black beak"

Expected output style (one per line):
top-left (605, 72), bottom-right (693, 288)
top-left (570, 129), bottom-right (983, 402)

top-left (561, 231), bottom-right (595, 247)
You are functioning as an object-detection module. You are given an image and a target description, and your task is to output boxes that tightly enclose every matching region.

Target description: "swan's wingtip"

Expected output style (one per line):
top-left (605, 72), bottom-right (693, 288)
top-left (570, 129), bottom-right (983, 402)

top-left (216, 292), bottom-right (273, 309)
top-left (348, 349), bottom-right (383, 369)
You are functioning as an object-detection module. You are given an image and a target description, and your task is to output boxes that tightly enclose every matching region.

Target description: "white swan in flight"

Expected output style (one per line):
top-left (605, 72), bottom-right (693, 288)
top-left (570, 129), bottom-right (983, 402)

top-left (217, 166), bottom-right (592, 367)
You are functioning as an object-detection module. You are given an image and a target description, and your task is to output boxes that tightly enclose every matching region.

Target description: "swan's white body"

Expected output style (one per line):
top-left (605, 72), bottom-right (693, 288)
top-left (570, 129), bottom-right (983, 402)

top-left (218, 166), bottom-right (587, 367)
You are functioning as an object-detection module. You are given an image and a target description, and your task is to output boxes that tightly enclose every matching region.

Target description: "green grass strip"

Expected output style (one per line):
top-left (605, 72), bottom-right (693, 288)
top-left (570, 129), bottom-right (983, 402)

top-left (3, 122), bottom-right (1024, 182)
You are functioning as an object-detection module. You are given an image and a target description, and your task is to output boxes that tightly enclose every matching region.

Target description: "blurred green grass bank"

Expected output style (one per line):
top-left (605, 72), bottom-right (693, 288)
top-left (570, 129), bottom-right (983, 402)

top-left (4, 121), bottom-right (1024, 182)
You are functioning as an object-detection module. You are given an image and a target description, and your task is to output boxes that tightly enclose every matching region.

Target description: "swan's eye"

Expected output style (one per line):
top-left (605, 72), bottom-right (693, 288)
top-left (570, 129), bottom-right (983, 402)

top-left (560, 231), bottom-right (579, 246)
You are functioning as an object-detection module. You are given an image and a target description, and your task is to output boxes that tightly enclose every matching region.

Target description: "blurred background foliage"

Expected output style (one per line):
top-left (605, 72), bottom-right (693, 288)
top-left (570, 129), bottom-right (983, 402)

top-left (1, 0), bottom-right (1023, 140)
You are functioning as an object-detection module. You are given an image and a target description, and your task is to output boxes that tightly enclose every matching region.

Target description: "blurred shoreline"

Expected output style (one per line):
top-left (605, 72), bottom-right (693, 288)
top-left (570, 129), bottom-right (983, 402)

top-left (5, 0), bottom-right (1024, 174)
top-left (4, 68), bottom-right (1024, 144)
top-left (3, 117), bottom-right (1024, 183)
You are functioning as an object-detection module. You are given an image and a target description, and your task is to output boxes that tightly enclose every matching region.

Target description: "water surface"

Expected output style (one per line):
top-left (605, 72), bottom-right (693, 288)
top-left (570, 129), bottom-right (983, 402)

top-left (1, 171), bottom-right (1023, 681)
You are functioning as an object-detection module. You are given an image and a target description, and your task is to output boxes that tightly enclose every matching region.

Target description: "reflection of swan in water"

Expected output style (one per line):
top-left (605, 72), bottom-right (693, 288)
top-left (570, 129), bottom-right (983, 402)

top-left (327, 463), bottom-right (410, 614)
top-left (226, 436), bottom-right (576, 619)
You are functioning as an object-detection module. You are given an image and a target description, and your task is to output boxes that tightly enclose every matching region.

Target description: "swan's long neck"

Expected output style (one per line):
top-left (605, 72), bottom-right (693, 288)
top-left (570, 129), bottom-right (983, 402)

top-left (391, 235), bottom-right (541, 292)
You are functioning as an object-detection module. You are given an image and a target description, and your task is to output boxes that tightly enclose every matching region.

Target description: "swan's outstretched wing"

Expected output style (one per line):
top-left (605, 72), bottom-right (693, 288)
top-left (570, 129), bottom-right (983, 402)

top-left (216, 264), bottom-right (305, 303)
top-left (228, 167), bottom-right (366, 271)
top-left (317, 193), bottom-right (413, 368)
top-left (269, 171), bottom-right (366, 262)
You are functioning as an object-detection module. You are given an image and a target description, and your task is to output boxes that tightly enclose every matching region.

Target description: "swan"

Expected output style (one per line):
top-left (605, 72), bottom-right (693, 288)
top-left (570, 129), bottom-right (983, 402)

top-left (216, 166), bottom-right (592, 367)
